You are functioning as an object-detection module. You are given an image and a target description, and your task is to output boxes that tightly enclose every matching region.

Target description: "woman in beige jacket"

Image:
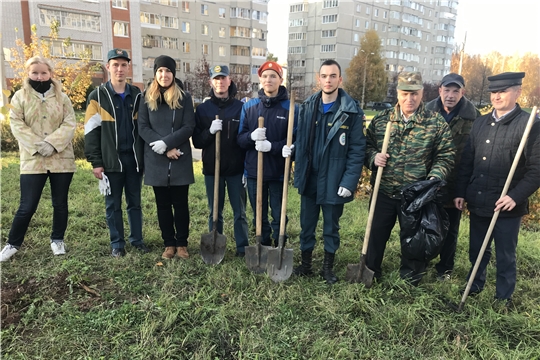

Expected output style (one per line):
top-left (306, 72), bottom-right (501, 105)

top-left (1, 56), bottom-right (76, 262)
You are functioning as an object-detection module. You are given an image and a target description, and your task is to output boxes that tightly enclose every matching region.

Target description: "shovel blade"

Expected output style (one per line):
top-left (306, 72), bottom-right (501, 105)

top-left (266, 248), bottom-right (294, 282)
top-left (345, 255), bottom-right (375, 288)
top-left (200, 232), bottom-right (227, 265)
top-left (245, 241), bottom-right (270, 274)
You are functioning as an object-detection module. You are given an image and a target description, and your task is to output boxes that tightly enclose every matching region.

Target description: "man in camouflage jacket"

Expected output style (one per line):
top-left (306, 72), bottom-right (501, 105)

top-left (365, 71), bottom-right (455, 285)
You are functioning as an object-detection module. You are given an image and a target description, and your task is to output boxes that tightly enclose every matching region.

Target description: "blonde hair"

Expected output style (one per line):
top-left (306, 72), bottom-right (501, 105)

top-left (24, 56), bottom-right (63, 100)
top-left (145, 79), bottom-right (184, 111)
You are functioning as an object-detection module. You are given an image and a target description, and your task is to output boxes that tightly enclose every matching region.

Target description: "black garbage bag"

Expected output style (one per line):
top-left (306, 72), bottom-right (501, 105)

top-left (399, 179), bottom-right (450, 262)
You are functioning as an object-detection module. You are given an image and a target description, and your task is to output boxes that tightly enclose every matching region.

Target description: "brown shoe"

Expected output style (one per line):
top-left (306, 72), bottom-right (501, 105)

top-left (176, 246), bottom-right (189, 259)
top-left (162, 246), bottom-right (176, 259)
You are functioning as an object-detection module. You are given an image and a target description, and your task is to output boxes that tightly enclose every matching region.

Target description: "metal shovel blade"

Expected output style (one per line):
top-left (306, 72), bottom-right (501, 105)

top-left (266, 246), bottom-right (294, 282)
top-left (345, 255), bottom-right (375, 288)
top-left (200, 231), bottom-right (227, 265)
top-left (245, 237), bottom-right (270, 274)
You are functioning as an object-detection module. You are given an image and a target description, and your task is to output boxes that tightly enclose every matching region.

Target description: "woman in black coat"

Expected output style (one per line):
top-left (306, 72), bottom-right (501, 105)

top-left (138, 55), bottom-right (195, 260)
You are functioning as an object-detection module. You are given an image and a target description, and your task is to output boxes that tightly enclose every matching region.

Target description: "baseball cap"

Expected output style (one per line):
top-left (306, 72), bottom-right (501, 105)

top-left (209, 65), bottom-right (230, 79)
top-left (441, 73), bottom-right (465, 88)
top-left (107, 48), bottom-right (130, 62)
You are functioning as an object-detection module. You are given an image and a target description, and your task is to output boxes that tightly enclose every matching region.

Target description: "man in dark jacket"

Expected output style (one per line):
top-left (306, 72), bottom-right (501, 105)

top-left (193, 65), bottom-right (249, 257)
top-left (426, 73), bottom-right (480, 280)
top-left (84, 48), bottom-right (149, 257)
top-left (282, 60), bottom-right (365, 284)
top-left (238, 61), bottom-right (297, 247)
top-left (365, 72), bottom-right (455, 285)
top-left (455, 72), bottom-right (540, 304)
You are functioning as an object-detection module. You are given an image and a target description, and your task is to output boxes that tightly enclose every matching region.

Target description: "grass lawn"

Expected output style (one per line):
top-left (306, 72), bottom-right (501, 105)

top-left (1, 153), bottom-right (539, 359)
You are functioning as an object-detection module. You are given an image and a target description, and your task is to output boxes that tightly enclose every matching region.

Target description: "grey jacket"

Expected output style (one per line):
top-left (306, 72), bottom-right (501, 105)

top-left (138, 89), bottom-right (195, 187)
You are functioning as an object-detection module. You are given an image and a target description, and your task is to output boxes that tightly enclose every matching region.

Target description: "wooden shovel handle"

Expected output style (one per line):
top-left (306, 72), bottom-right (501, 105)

top-left (212, 115), bottom-right (220, 224)
top-left (256, 116), bottom-right (264, 237)
top-left (279, 92), bottom-right (295, 237)
top-left (362, 121), bottom-right (392, 255)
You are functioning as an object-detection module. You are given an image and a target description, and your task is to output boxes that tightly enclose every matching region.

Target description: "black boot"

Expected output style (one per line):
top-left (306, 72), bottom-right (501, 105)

top-left (293, 250), bottom-right (313, 276)
top-left (320, 251), bottom-right (338, 284)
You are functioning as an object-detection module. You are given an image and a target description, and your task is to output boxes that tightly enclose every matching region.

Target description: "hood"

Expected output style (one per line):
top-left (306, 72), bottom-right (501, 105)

top-left (258, 85), bottom-right (289, 108)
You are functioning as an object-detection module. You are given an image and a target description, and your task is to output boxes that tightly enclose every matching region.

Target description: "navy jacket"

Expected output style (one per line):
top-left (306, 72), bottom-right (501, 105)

top-left (192, 82), bottom-right (245, 177)
top-left (294, 89), bottom-right (366, 204)
top-left (237, 86), bottom-right (298, 181)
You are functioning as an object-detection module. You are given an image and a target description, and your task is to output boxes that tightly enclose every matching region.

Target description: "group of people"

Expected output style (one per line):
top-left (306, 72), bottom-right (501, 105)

top-left (2, 49), bottom-right (539, 305)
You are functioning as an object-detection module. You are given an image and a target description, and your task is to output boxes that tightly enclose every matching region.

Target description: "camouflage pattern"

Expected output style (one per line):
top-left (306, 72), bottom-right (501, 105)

top-left (397, 71), bottom-right (423, 91)
top-left (365, 103), bottom-right (456, 197)
top-left (9, 81), bottom-right (76, 174)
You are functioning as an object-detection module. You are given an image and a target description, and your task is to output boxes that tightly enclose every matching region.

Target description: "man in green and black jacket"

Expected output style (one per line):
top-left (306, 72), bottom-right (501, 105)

top-left (84, 48), bottom-right (149, 258)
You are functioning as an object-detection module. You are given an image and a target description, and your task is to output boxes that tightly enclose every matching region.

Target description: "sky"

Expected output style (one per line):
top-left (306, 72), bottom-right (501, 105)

top-left (267, 0), bottom-right (540, 62)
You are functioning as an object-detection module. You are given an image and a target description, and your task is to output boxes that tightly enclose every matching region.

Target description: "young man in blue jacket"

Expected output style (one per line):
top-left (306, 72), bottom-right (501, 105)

top-left (282, 60), bottom-right (366, 284)
top-left (237, 61), bottom-right (297, 247)
top-left (193, 65), bottom-right (249, 257)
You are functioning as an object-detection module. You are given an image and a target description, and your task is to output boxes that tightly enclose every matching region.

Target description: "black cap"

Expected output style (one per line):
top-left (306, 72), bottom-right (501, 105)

top-left (441, 73), bottom-right (465, 88)
top-left (154, 55), bottom-right (176, 79)
top-left (487, 72), bottom-right (525, 92)
top-left (107, 48), bottom-right (130, 62)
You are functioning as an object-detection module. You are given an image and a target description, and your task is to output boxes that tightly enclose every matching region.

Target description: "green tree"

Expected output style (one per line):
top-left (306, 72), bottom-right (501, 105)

top-left (344, 30), bottom-right (387, 108)
top-left (266, 52), bottom-right (278, 62)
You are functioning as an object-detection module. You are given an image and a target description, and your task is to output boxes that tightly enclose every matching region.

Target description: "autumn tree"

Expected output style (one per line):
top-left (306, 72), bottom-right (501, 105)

top-left (9, 22), bottom-right (97, 109)
top-left (266, 52), bottom-right (278, 62)
top-left (344, 30), bottom-right (388, 108)
top-left (230, 74), bottom-right (252, 100)
top-left (185, 55), bottom-right (211, 103)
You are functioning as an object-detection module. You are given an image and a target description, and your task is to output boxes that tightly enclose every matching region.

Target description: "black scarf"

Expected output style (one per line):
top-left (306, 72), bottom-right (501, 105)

top-left (29, 79), bottom-right (53, 94)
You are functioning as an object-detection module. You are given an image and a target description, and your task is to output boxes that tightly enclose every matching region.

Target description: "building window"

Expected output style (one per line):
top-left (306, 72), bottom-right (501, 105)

top-left (201, 24), bottom-right (209, 35)
top-left (290, 4), bottom-right (306, 12)
top-left (322, 30), bottom-right (336, 38)
top-left (183, 62), bottom-right (191, 73)
top-left (182, 21), bottom-right (190, 33)
top-left (219, 46), bottom-right (226, 56)
top-left (289, 32), bottom-right (307, 40)
top-left (143, 57), bottom-right (155, 68)
top-left (374, 23), bottom-right (378, 30)
top-left (231, 46), bottom-right (250, 56)
top-left (366, 7), bottom-right (370, 15)
top-left (112, 0), bottom-right (128, 9)
top-left (219, 8), bottom-right (226, 18)
top-left (142, 35), bottom-right (161, 48)
top-left (383, 10), bottom-right (387, 19)
top-left (354, 48), bottom-right (358, 56)
top-left (353, 33), bottom-right (359, 42)
top-left (113, 22), bottom-right (129, 37)
top-left (50, 40), bottom-right (102, 60)
top-left (355, 19), bottom-right (360, 27)
top-left (230, 26), bottom-right (250, 38)
top-left (321, 44), bottom-right (336, 53)
top-left (183, 42), bottom-right (190, 53)
top-left (230, 64), bottom-right (250, 74)
top-left (365, 21), bottom-right (369, 29)
top-left (201, 4), bottom-right (208, 15)
top-left (289, 18), bottom-right (307, 27)
top-left (323, 0), bottom-right (338, 8)
top-left (356, 4), bottom-right (361, 12)
top-left (288, 46), bottom-right (306, 54)
top-left (181, 1), bottom-right (189, 12)
top-left (252, 47), bottom-right (266, 57)
top-left (219, 27), bottom-right (225, 37)
top-left (140, 12), bottom-right (160, 26)
top-left (252, 28), bottom-right (266, 40)
top-left (162, 37), bottom-right (178, 49)
top-left (322, 14), bottom-right (338, 23)
top-left (252, 10), bottom-right (267, 23)
top-left (202, 44), bottom-right (209, 55)
top-left (230, 7), bottom-right (251, 19)
top-left (39, 8), bottom-right (101, 32)
top-left (290, 60), bottom-right (306, 67)
top-left (162, 16), bottom-right (178, 29)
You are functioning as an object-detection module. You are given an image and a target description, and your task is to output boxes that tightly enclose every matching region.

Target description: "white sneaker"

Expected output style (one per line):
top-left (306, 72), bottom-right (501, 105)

top-left (0, 244), bottom-right (19, 262)
top-left (51, 241), bottom-right (66, 255)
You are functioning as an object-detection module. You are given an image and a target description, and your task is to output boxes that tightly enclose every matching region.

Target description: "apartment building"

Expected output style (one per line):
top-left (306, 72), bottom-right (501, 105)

top-left (1, 0), bottom-right (269, 95)
top-left (287, 0), bottom-right (458, 99)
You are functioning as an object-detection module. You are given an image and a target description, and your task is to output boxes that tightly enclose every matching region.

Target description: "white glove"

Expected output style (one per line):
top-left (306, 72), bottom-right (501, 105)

top-left (242, 174), bottom-right (247, 188)
top-left (282, 144), bottom-right (295, 158)
top-left (150, 140), bottom-right (167, 154)
top-left (255, 140), bottom-right (271, 152)
top-left (99, 174), bottom-right (111, 196)
top-left (210, 119), bottom-right (223, 134)
top-left (337, 187), bottom-right (352, 198)
top-left (251, 128), bottom-right (266, 141)
top-left (35, 141), bottom-right (55, 157)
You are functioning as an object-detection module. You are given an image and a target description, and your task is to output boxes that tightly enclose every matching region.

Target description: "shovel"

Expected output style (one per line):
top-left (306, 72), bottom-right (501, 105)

top-left (345, 121), bottom-right (392, 287)
top-left (200, 116), bottom-right (227, 265)
top-left (451, 106), bottom-right (538, 312)
top-left (267, 92), bottom-right (295, 282)
top-left (245, 116), bottom-right (271, 273)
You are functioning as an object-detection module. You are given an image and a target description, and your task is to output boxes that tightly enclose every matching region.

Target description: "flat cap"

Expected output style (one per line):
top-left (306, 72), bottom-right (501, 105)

top-left (209, 65), bottom-right (230, 79)
top-left (258, 61), bottom-right (283, 78)
top-left (487, 72), bottom-right (525, 92)
top-left (107, 48), bottom-right (130, 62)
top-left (441, 73), bottom-right (465, 88)
top-left (397, 71), bottom-right (423, 91)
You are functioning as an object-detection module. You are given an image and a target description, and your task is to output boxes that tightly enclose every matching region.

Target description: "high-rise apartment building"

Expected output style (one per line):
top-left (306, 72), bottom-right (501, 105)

top-left (287, 0), bottom-right (458, 100)
top-left (1, 0), bottom-right (269, 96)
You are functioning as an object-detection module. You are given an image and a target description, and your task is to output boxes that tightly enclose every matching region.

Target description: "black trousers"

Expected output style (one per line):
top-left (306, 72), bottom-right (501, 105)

top-left (435, 207), bottom-right (462, 275)
top-left (365, 192), bottom-right (428, 285)
top-left (153, 185), bottom-right (190, 247)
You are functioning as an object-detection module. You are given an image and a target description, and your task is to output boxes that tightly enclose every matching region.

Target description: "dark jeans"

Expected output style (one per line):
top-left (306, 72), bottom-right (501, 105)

top-left (366, 192), bottom-right (428, 284)
top-left (435, 207), bottom-right (462, 275)
top-left (8, 172), bottom-right (74, 247)
top-left (468, 213), bottom-right (521, 300)
top-left (104, 153), bottom-right (143, 249)
top-left (204, 174), bottom-right (249, 252)
top-left (153, 185), bottom-right (190, 247)
top-left (246, 178), bottom-right (286, 246)
top-left (299, 195), bottom-right (344, 254)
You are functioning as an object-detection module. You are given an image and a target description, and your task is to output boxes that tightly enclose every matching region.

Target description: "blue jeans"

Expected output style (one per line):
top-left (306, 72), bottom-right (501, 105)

top-left (8, 172), bottom-right (74, 247)
top-left (153, 185), bottom-right (190, 247)
top-left (204, 174), bottom-right (249, 252)
top-left (468, 213), bottom-right (521, 300)
top-left (104, 153), bottom-right (143, 249)
top-left (246, 178), bottom-right (286, 246)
